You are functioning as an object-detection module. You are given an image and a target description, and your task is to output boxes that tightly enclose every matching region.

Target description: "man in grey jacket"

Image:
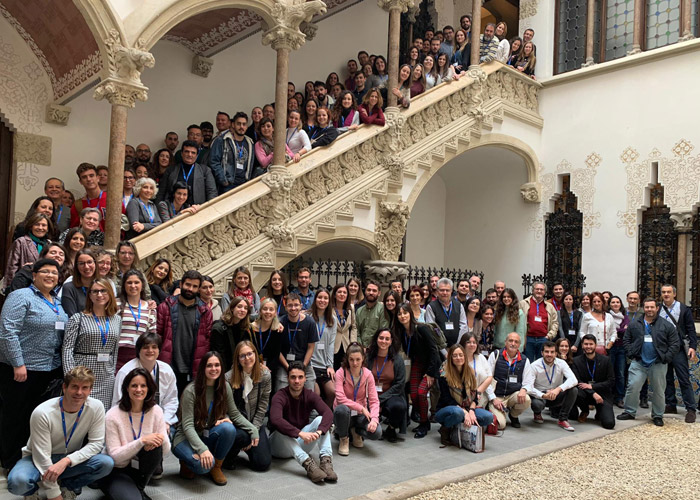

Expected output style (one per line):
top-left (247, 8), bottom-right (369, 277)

top-left (156, 140), bottom-right (217, 206)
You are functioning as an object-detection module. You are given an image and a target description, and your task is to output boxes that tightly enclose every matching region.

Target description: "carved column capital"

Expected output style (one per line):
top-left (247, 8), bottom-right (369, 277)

top-left (262, 0), bottom-right (327, 50)
top-left (520, 182), bottom-right (542, 203)
top-left (375, 200), bottom-right (410, 261)
top-left (300, 22), bottom-right (319, 41)
top-left (377, 0), bottom-right (415, 13)
top-left (406, 4), bottom-right (419, 22)
top-left (94, 79), bottom-right (149, 107)
top-left (364, 260), bottom-right (409, 284)
top-left (45, 103), bottom-right (71, 125)
top-left (671, 212), bottom-right (694, 233)
top-left (192, 55), bottom-right (214, 77)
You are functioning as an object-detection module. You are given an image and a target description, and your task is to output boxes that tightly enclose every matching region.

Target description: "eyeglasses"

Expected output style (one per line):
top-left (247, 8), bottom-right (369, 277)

top-left (119, 251), bottom-right (135, 256)
top-left (36, 270), bottom-right (59, 276)
top-left (90, 289), bottom-right (109, 296)
top-left (239, 351), bottom-right (256, 360)
top-left (124, 176), bottom-right (135, 181)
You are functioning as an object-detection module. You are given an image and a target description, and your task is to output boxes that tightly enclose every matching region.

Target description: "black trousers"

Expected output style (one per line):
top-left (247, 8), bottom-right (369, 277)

top-left (173, 371), bottom-right (191, 398)
top-left (100, 446), bottom-right (162, 500)
top-left (225, 426), bottom-right (271, 471)
top-left (0, 363), bottom-right (62, 469)
top-left (381, 395), bottom-right (407, 429)
top-left (571, 391), bottom-right (615, 430)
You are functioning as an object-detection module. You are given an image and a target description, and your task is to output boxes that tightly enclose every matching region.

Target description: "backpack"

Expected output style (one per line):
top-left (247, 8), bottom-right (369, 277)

top-left (424, 321), bottom-right (447, 352)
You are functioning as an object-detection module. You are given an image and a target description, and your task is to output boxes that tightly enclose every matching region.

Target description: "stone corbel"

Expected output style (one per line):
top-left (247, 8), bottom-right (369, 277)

top-left (377, 0), bottom-right (415, 13)
top-left (300, 22), bottom-right (319, 41)
top-left (262, 0), bottom-right (327, 50)
top-left (375, 199), bottom-right (410, 261)
top-left (45, 103), bottom-right (71, 126)
top-left (192, 55), bottom-right (214, 78)
top-left (364, 260), bottom-right (409, 284)
top-left (406, 3), bottom-right (419, 23)
top-left (520, 182), bottom-right (542, 203)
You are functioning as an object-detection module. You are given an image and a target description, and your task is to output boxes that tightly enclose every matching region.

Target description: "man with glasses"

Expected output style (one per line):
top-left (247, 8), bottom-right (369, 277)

top-left (59, 208), bottom-right (104, 247)
top-left (44, 178), bottom-right (70, 234)
top-left (135, 144), bottom-right (152, 165)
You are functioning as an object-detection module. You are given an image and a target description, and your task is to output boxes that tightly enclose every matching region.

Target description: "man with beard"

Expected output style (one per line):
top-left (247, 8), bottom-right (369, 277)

top-left (571, 334), bottom-right (615, 429)
top-left (548, 283), bottom-right (564, 312)
top-left (479, 23), bottom-right (499, 63)
top-left (356, 280), bottom-right (389, 347)
top-left (135, 144), bottom-right (152, 165)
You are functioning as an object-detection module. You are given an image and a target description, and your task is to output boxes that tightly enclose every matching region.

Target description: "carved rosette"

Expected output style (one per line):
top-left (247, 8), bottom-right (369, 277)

top-left (192, 55), bottom-right (214, 77)
top-left (520, 182), bottom-right (542, 203)
top-left (375, 201), bottom-right (410, 261)
top-left (45, 103), bottom-right (71, 125)
top-left (519, 0), bottom-right (538, 19)
top-left (364, 260), bottom-right (409, 284)
top-left (377, 0), bottom-right (415, 13)
top-left (264, 223), bottom-right (295, 245)
top-left (262, 0), bottom-right (327, 50)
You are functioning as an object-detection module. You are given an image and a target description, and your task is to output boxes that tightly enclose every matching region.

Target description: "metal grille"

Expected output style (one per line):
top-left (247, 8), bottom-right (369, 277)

top-left (689, 213), bottom-right (700, 319)
top-left (557, 0), bottom-right (589, 73)
top-left (522, 273), bottom-right (587, 299)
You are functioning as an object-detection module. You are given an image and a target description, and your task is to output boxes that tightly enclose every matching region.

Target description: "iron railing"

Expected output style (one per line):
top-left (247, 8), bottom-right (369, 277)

top-left (522, 272), bottom-right (587, 299)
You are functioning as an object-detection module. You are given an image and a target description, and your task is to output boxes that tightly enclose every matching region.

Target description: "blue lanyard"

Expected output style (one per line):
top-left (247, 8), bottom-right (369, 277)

top-left (350, 371), bottom-right (362, 401)
top-left (472, 357), bottom-right (476, 375)
top-left (56, 205), bottom-right (63, 224)
top-left (569, 311), bottom-right (574, 326)
top-left (504, 350), bottom-right (520, 374)
top-left (207, 400), bottom-right (214, 425)
top-left (123, 194), bottom-right (132, 209)
top-left (94, 315), bottom-right (110, 346)
top-left (288, 318), bottom-right (301, 348)
top-left (335, 309), bottom-right (346, 328)
top-left (374, 356), bottom-right (388, 380)
top-left (644, 320), bottom-right (651, 335)
top-left (277, 299), bottom-right (283, 315)
top-left (318, 320), bottom-right (325, 340)
top-left (542, 359), bottom-right (555, 385)
top-left (258, 326), bottom-right (272, 353)
top-left (81, 286), bottom-right (88, 296)
top-left (139, 201), bottom-right (154, 223)
top-left (181, 164), bottom-right (195, 184)
top-left (311, 126), bottom-right (328, 139)
top-left (286, 128), bottom-right (297, 145)
top-left (129, 411), bottom-right (145, 440)
top-left (441, 300), bottom-right (453, 318)
top-left (128, 301), bottom-right (142, 329)
top-left (60, 397), bottom-right (84, 452)
top-left (170, 203), bottom-right (180, 216)
top-left (535, 301), bottom-right (540, 316)
top-left (86, 191), bottom-right (103, 208)
top-left (586, 359), bottom-right (596, 381)
top-left (404, 332), bottom-right (412, 356)
top-left (235, 141), bottom-right (245, 160)
top-left (32, 286), bottom-right (59, 315)
top-left (300, 294), bottom-right (312, 310)
top-left (662, 301), bottom-right (677, 321)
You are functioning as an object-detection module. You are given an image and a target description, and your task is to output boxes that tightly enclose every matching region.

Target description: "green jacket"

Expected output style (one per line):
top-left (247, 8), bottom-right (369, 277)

top-left (356, 302), bottom-right (389, 347)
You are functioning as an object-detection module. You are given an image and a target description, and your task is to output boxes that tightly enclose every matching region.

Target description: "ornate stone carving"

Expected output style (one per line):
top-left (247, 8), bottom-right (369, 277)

top-left (671, 212), bottom-right (694, 232)
top-left (519, 182), bottom-right (541, 203)
top-left (45, 103), bottom-right (71, 126)
top-left (264, 223), bottom-right (295, 245)
top-left (192, 55), bottom-right (213, 77)
top-left (364, 260), bottom-right (409, 284)
top-left (406, 3), bottom-right (419, 22)
top-left (262, 0), bottom-right (327, 50)
top-left (375, 201), bottom-right (409, 261)
top-left (14, 132), bottom-right (51, 166)
top-left (377, 0), bottom-right (414, 13)
top-left (380, 155), bottom-right (404, 182)
top-left (383, 107), bottom-right (406, 153)
top-left (299, 22), bottom-right (319, 41)
top-left (519, 0), bottom-right (538, 19)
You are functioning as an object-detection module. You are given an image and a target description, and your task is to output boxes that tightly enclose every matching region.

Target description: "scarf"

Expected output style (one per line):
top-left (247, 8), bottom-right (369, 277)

top-left (29, 233), bottom-right (46, 254)
top-left (234, 287), bottom-right (254, 308)
top-left (259, 137), bottom-right (274, 156)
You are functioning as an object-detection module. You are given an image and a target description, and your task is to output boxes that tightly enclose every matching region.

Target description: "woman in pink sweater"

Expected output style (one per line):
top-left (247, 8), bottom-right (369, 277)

top-left (333, 343), bottom-right (381, 456)
top-left (101, 367), bottom-right (170, 500)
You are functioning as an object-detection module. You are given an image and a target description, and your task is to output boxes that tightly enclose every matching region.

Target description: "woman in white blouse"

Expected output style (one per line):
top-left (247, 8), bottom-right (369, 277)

top-left (285, 110), bottom-right (311, 162)
top-left (579, 292), bottom-right (617, 354)
top-left (495, 22), bottom-right (510, 63)
top-left (459, 332), bottom-right (493, 408)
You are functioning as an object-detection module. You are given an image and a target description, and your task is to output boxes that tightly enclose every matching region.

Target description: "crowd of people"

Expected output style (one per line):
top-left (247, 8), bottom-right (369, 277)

top-left (0, 249), bottom-right (697, 499)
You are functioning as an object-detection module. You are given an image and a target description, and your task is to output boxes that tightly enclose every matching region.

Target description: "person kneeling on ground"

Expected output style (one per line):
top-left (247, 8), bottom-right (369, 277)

top-left (269, 361), bottom-right (337, 484)
top-left (571, 334), bottom-right (616, 429)
top-left (528, 341), bottom-right (578, 431)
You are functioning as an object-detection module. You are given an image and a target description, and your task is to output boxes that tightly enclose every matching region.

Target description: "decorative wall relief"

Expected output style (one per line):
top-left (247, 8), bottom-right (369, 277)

top-left (16, 162), bottom-right (39, 191)
top-left (519, 0), bottom-right (539, 20)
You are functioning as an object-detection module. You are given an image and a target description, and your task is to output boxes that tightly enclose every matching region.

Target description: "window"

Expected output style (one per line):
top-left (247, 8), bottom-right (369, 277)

top-left (605, 0), bottom-right (635, 60)
top-left (556, 0), bottom-right (589, 73)
top-left (646, 0), bottom-right (682, 49)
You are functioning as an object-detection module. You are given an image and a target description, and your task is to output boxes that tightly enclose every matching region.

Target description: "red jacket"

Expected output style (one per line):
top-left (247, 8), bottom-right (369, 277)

top-left (359, 104), bottom-right (386, 126)
top-left (157, 295), bottom-right (213, 374)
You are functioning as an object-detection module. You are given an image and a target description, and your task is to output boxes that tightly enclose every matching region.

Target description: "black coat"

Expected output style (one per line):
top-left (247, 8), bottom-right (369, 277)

top-left (624, 315), bottom-right (679, 364)
top-left (660, 302), bottom-right (697, 350)
top-left (572, 353), bottom-right (615, 402)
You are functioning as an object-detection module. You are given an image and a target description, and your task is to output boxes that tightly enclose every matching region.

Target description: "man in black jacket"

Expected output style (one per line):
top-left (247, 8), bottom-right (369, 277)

top-left (618, 297), bottom-right (679, 426)
top-left (659, 284), bottom-right (698, 423)
top-left (156, 140), bottom-right (217, 206)
top-left (571, 334), bottom-right (616, 429)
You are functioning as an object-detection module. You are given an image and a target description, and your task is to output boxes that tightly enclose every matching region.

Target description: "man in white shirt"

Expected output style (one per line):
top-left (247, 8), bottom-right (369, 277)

top-left (528, 341), bottom-right (578, 431)
top-left (7, 366), bottom-right (113, 500)
top-left (487, 333), bottom-right (534, 429)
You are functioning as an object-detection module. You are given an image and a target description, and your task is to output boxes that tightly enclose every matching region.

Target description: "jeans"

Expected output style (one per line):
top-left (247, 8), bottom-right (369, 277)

top-left (8, 454), bottom-right (113, 497)
top-left (664, 348), bottom-right (697, 411)
top-left (525, 336), bottom-right (547, 362)
top-left (99, 447), bottom-right (162, 500)
top-left (269, 416), bottom-right (332, 465)
top-left (625, 360), bottom-right (668, 418)
top-left (530, 387), bottom-right (578, 421)
top-left (608, 344), bottom-right (627, 402)
top-left (333, 405), bottom-right (382, 440)
top-left (173, 422), bottom-right (236, 474)
top-left (226, 426), bottom-right (272, 471)
top-left (435, 406), bottom-right (494, 428)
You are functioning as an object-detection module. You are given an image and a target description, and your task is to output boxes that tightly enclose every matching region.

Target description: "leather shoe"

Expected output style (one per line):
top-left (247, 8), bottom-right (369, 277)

top-left (413, 423), bottom-right (429, 438)
top-left (653, 417), bottom-right (664, 427)
top-left (577, 411), bottom-right (589, 423)
top-left (616, 412), bottom-right (635, 421)
top-left (664, 405), bottom-right (677, 414)
top-left (509, 415), bottom-right (521, 428)
top-left (685, 410), bottom-right (696, 423)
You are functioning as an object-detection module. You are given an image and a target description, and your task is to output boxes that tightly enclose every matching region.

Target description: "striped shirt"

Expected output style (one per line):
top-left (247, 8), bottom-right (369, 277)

top-left (116, 299), bottom-right (157, 349)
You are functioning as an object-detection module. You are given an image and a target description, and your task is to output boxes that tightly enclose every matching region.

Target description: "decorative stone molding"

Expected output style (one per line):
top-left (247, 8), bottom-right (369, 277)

top-left (375, 200), bottom-right (409, 261)
top-left (14, 132), bottom-right (51, 166)
top-left (671, 212), bottom-right (694, 232)
top-left (519, 0), bottom-right (538, 19)
top-left (364, 260), bottom-right (409, 283)
top-left (377, 0), bottom-right (414, 13)
top-left (299, 22), bottom-right (319, 41)
top-left (406, 4), bottom-right (419, 22)
top-left (191, 55), bottom-right (213, 77)
top-left (262, 0), bottom-right (327, 51)
top-left (520, 182), bottom-right (541, 203)
top-left (45, 103), bottom-right (71, 125)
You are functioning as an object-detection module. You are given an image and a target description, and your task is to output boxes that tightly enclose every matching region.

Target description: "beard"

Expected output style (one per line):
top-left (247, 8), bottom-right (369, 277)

top-left (180, 289), bottom-right (196, 300)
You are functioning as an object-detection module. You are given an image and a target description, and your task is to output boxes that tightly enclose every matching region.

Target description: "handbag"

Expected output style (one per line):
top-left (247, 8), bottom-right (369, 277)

top-left (486, 413), bottom-right (499, 435)
top-left (662, 305), bottom-right (691, 356)
top-left (450, 423), bottom-right (484, 453)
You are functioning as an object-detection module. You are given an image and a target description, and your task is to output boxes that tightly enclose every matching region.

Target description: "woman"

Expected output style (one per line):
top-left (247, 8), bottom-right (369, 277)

top-left (365, 328), bottom-right (407, 442)
top-left (495, 22), bottom-right (510, 63)
top-left (199, 275), bottom-right (222, 322)
top-left (302, 98), bottom-right (318, 134)
top-left (506, 37), bottom-right (522, 66)
top-left (494, 288), bottom-right (526, 351)
top-left (95, 249), bottom-right (116, 282)
top-left (116, 270), bottom-right (156, 372)
top-left (419, 282), bottom-right (430, 307)
top-left (331, 283), bottom-right (356, 370)
top-left (262, 270), bottom-right (287, 314)
top-left (464, 296), bottom-right (481, 334)
top-left (63, 277), bottom-right (122, 408)
top-left (436, 52), bottom-right (459, 82)
top-left (309, 290), bottom-right (337, 407)
top-left (114, 332), bottom-right (178, 434)
top-left (407, 285), bottom-right (426, 322)
top-left (478, 304), bottom-right (495, 354)
top-left (602, 291), bottom-right (613, 311)
top-left (61, 249), bottom-right (97, 317)
top-left (62, 190), bottom-right (75, 209)
top-left (555, 338), bottom-right (574, 365)
top-left (394, 304), bottom-right (440, 438)
top-left (211, 296), bottom-right (253, 373)
top-left (391, 64), bottom-right (412, 108)
top-left (62, 228), bottom-right (86, 273)
top-left (135, 165), bottom-right (149, 179)
top-left (579, 292), bottom-right (592, 314)
top-left (101, 367), bottom-right (170, 500)
top-left (410, 64), bottom-right (426, 97)
top-left (458, 332), bottom-right (494, 408)
top-left (116, 241), bottom-right (140, 282)
top-left (13, 196), bottom-right (56, 241)
top-left (126, 178), bottom-right (162, 239)
top-left (326, 72), bottom-right (340, 89)
top-left (286, 110), bottom-right (311, 161)
top-left (333, 343), bottom-right (382, 455)
top-left (383, 290), bottom-right (400, 329)
top-left (579, 291), bottom-right (616, 354)
top-left (304, 81), bottom-right (315, 101)
top-left (435, 344), bottom-right (495, 446)
top-left (249, 297), bottom-right (284, 374)
top-left (422, 55), bottom-right (440, 90)
top-left (157, 181), bottom-right (200, 222)
top-left (246, 107), bottom-right (263, 142)
top-left (514, 41), bottom-right (536, 78)
top-left (347, 277), bottom-right (364, 308)
top-left (451, 29), bottom-right (469, 72)
top-left (145, 258), bottom-right (173, 305)
top-left (221, 266), bottom-right (260, 318)
top-left (5, 213), bottom-right (52, 285)
top-left (0, 258), bottom-right (67, 470)
top-left (309, 107), bottom-right (339, 149)
top-left (406, 46), bottom-right (420, 68)
top-left (225, 341), bottom-right (272, 471)
top-left (362, 63), bottom-right (373, 79)
top-left (172, 351), bottom-right (258, 485)
top-left (332, 91), bottom-right (360, 134)
top-left (255, 117), bottom-right (295, 169)
top-left (558, 291), bottom-right (582, 355)
top-left (122, 168), bottom-right (136, 212)
top-left (608, 295), bottom-right (629, 407)
top-left (359, 89), bottom-right (385, 126)
top-left (6, 243), bottom-right (67, 295)
top-left (368, 55), bottom-right (389, 90)
top-left (151, 149), bottom-right (173, 184)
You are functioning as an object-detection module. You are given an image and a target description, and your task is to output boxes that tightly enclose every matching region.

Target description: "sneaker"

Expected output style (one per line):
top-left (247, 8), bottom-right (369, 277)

top-left (338, 436), bottom-right (350, 456)
top-left (350, 427), bottom-right (364, 448)
top-left (384, 425), bottom-right (398, 443)
top-left (60, 487), bottom-right (77, 500)
top-left (665, 405), bottom-right (678, 414)
top-left (438, 426), bottom-right (452, 446)
top-left (302, 457), bottom-right (327, 483)
top-left (577, 411), bottom-right (589, 423)
top-left (640, 398), bottom-right (649, 409)
top-left (617, 412), bottom-right (635, 421)
top-left (319, 455), bottom-right (338, 482)
top-left (509, 415), bottom-right (521, 428)
top-left (558, 420), bottom-right (575, 432)
top-left (653, 417), bottom-right (664, 427)
top-left (685, 410), bottom-right (696, 423)
top-left (533, 413), bottom-right (544, 424)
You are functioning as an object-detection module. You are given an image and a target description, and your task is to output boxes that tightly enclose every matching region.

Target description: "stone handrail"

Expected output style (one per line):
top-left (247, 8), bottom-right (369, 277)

top-left (133, 62), bottom-right (542, 289)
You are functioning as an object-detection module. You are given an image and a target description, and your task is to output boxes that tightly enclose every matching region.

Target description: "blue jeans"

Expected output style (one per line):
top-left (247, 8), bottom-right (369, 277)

top-left (173, 422), bottom-right (236, 474)
top-left (624, 360), bottom-right (668, 418)
top-left (435, 406), bottom-right (494, 428)
top-left (525, 336), bottom-right (547, 362)
top-left (269, 416), bottom-right (332, 465)
top-left (8, 454), bottom-right (113, 496)
top-left (608, 344), bottom-right (627, 401)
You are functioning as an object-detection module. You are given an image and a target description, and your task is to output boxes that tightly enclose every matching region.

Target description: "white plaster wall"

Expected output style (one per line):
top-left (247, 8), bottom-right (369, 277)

top-left (404, 171), bottom-right (446, 268)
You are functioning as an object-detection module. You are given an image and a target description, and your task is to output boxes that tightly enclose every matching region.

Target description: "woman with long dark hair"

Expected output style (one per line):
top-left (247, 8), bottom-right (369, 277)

top-left (558, 291), bottom-right (582, 355)
top-left (309, 289), bottom-right (337, 406)
top-left (5, 213), bottom-right (53, 285)
top-left (383, 290), bottom-right (401, 330)
top-left (199, 275), bottom-right (222, 322)
top-left (579, 291), bottom-right (617, 355)
top-left (608, 295), bottom-right (629, 407)
top-left (332, 91), bottom-right (360, 134)
top-left (211, 296), bottom-right (253, 373)
top-left (157, 181), bottom-right (200, 222)
top-left (145, 258), bottom-right (173, 305)
top-left (61, 249), bottom-right (97, 317)
top-left (331, 283), bottom-right (356, 370)
top-left (12, 196), bottom-right (56, 241)
top-left (494, 288), bottom-right (526, 351)
top-left (221, 266), bottom-right (260, 319)
top-left (262, 270), bottom-right (288, 314)
top-left (62, 228), bottom-right (86, 274)
top-left (116, 270), bottom-right (156, 372)
top-left (151, 148), bottom-right (173, 185)
top-left (478, 304), bottom-right (496, 354)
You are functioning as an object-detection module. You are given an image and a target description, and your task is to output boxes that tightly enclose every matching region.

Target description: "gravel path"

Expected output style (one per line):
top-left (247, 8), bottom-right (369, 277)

top-left (411, 418), bottom-right (699, 500)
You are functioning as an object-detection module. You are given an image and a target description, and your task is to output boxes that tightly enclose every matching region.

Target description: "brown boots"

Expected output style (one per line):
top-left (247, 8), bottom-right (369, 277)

top-left (319, 455), bottom-right (338, 482)
top-left (210, 459), bottom-right (227, 486)
top-left (179, 460), bottom-right (195, 479)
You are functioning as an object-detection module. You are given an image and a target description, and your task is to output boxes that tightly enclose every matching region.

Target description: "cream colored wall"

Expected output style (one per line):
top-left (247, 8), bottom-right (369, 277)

top-left (404, 171), bottom-right (446, 268)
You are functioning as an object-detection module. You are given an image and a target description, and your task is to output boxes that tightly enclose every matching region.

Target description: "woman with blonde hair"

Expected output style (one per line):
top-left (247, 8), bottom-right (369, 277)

top-left (250, 297), bottom-right (284, 374)
top-left (495, 21), bottom-right (510, 63)
top-left (514, 41), bottom-right (536, 78)
top-left (286, 110), bottom-right (311, 162)
top-left (359, 88), bottom-right (385, 126)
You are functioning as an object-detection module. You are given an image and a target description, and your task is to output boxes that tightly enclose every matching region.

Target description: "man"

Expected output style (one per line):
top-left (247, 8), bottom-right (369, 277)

top-left (658, 284), bottom-right (697, 423)
top-left (269, 362), bottom-right (337, 483)
top-left (494, 281), bottom-right (506, 298)
top-left (157, 270), bottom-right (213, 395)
top-left (625, 291), bottom-right (649, 407)
top-left (95, 165), bottom-right (109, 192)
top-left (428, 274), bottom-right (439, 302)
top-left (291, 267), bottom-right (315, 310)
top-left (7, 367), bottom-right (113, 500)
top-left (529, 341), bottom-right (578, 431)
top-left (156, 140), bottom-right (217, 206)
top-left (200, 121), bottom-right (214, 149)
top-left (390, 279), bottom-right (404, 299)
top-left (440, 25), bottom-right (455, 59)
top-left (520, 281), bottom-right (558, 361)
top-left (287, 82), bottom-right (295, 99)
top-left (548, 283), bottom-right (565, 311)
top-left (479, 23), bottom-right (499, 63)
top-left (456, 279), bottom-right (471, 310)
top-left (429, 38), bottom-right (441, 59)
top-left (124, 144), bottom-right (136, 169)
top-left (357, 50), bottom-right (369, 68)
top-left (277, 294), bottom-right (319, 391)
top-left (209, 111), bottom-right (256, 194)
top-left (135, 144), bottom-right (152, 165)
top-left (460, 14), bottom-right (472, 37)
top-left (315, 81), bottom-right (334, 108)
top-left (214, 111), bottom-right (231, 136)
top-left (523, 28), bottom-right (535, 43)
top-left (424, 278), bottom-right (468, 348)
top-left (68, 163), bottom-right (107, 231)
top-left (484, 288), bottom-right (498, 307)
top-left (618, 298), bottom-right (679, 426)
top-left (571, 334), bottom-right (615, 429)
top-left (164, 131), bottom-right (179, 156)
top-left (344, 59), bottom-right (358, 91)
top-left (469, 274), bottom-right (481, 297)
top-left (413, 37), bottom-right (423, 51)
top-left (44, 178), bottom-right (70, 234)
top-left (487, 333), bottom-right (533, 429)
top-left (262, 104), bottom-right (276, 121)
top-left (353, 72), bottom-right (369, 103)
top-left (355, 280), bottom-right (389, 347)
top-left (59, 207), bottom-right (104, 247)
top-left (287, 98), bottom-right (299, 113)
top-left (424, 28), bottom-right (434, 41)
top-left (421, 39), bottom-right (431, 56)
top-left (174, 124), bottom-right (205, 165)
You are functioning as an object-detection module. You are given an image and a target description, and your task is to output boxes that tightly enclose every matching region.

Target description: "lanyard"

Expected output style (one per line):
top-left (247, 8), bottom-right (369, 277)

top-left (235, 141), bottom-right (245, 160)
top-left (258, 326), bottom-right (272, 353)
top-left (644, 320), bottom-right (652, 335)
top-left (129, 411), bottom-right (145, 440)
top-left (60, 397), bottom-right (84, 452)
top-left (32, 286), bottom-right (59, 315)
top-left (207, 400), bottom-right (214, 425)
top-left (86, 191), bottom-right (103, 208)
top-left (170, 203), bottom-right (180, 216)
top-left (123, 194), bottom-right (132, 209)
top-left (374, 356), bottom-right (388, 380)
top-left (288, 318), bottom-right (301, 348)
top-left (139, 201), bottom-right (154, 223)
top-left (569, 311), bottom-right (574, 326)
top-left (181, 164), bottom-right (195, 185)
top-left (94, 315), bottom-right (110, 346)
top-left (286, 128), bottom-right (297, 145)
top-left (535, 301), bottom-right (540, 316)
top-left (472, 357), bottom-right (476, 375)
top-left (662, 301), bottom-right (677, 321)
top-left (551, 298), bottom-right (559, 310)
top-left (128, 301), bottom-right (142, 329)
top-left (56, 205), bottom-right (63, 224)
top-left (350, 371), bottom-right (362, 401)
top-left (311, 126), bottom-right (328, 139)
top-left (318, 320), bottom-right (325, 340)
top-left (276, 298), bottom-right (283, 315)
top-left (503, 350), bottom-right (521, 375)
top-left (81, 286), bottom-right (88, 297)
top-left (542, 359), bottom-right (555, 385)
top-left (441, 300), bottom-right (453, 318)
top-left (335, 309), bottom-right (346, 328)
top-left (587, 359), bottom-right (596, 381)
top-left (404, 332), bottom-right (412, 356)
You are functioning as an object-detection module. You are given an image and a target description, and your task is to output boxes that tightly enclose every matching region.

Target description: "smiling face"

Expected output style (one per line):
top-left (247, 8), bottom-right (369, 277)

top-left (251, 107), bottom-right (263, 123)
top-left (238, 344), bottom-right (256, 372)
top-left (557, 340), bottom-right (570, 358)
top-left (205, 356), bottom-right (222, 382)
top-left (286, 298), bottom-right (301, 319)
top-left (69, 232), bottom-right (86, 252)
top-left (79, 169), bottom-right (98, 191)
top-left (368, 91), bottom-right (379, 108)
top-left (127, 375), bottom-right (148, 404)
top-left (288, 111), bottom-right (300, 129)
top-left (305, 100), bottom-right (317, 119)
top-left (123, 275), bottom-right (142, 299)
top-left (347, 280), bottom-right (359, 296)
top-left (173, 188), bottom-right (188, 207)
top-left (31, 219), bottom-right (49, 238)
top-left (609, 297), bottom-right (621, 313)
top-left (397, 307), bottom-right (411, 327)
top-left (376, 58), bottom-right (386, 73)
top-left (409, 290), bottom-right (422, 306)
top-left (233, 300), bottom-right (249, 321)
top-left (451, 347), bottom-right (465, 368)
top-left (138, 181), bottom-right (154, 200)
top-left (63, 379), bottom-right (92, 408)
top-left (89, 283), bottom-right (109, 307)
top-left (77, 254), bottom-right (96, 279)
top-left (153, 262), bottom-right (169, 282)
top-left (342, 93), bottom-right (353, 109)
top-left (270, 273), bottom-right (284, 293)
top-left (399, 65), bottom-right (411, 83)
top-left (260, 121), bottom-right (274, 139)
top-left (317, 108), bottom-right (330, 127)
top-left (260, 301), bottom-right (276, 322)
top-left (36, 199), bottom-right (54, 217)
top-left (423, 55), bottom-right (434, 71)
top-left (463, 336), bottom-right (477, 356)
top-left (315, 290), bottom-right (329, 311)
top-left (45, 246), bottom-right (65, 267)
top-left (33, 264), bottom-right (59, 293)
top-left (377, 330), bottom-right (392, 351)
top-left (118, 246), bottom-right (135, 268)
top-left (385, 295), bottom-right (396, 311)
top-left (139, 342), bottom-right (159, 364)
top-left (542, 345), bottom-right (556, 365)
top-left (334, 286), bottom-right (347, 306)
top-left (97, 255), bottom-right (112, 277)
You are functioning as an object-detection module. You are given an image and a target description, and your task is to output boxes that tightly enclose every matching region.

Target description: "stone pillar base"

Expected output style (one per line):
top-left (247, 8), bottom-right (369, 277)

top-left (364, 260), bottom-right (409, 288)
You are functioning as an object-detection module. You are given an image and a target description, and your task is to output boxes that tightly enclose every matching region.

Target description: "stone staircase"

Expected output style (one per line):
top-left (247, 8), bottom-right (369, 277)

top-left (132, 62), bottom-right (543, 292)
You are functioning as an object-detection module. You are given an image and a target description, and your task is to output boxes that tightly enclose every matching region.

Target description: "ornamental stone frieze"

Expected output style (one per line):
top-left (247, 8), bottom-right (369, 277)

top-left (45, 103), bottom-right (71, 126)
top-left (262, 0), bottom-right (327, 50)
top-left (364, 260), bottom-right (409, 284)
top-left (375, 200), bottom-right (410, 261)
top-left (377, 0), bottom-right (415, 13)
top-left (191, 55), bottom-right (214, 77)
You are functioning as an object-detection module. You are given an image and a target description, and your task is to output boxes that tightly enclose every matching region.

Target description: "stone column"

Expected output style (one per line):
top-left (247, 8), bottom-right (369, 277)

top-left (672, 212), bottom-right (693, 302)
top-left (681, 0), bottom-right (696, 41)
top-left (94, 31), bottom-right (155, 251)
top-left (582, 0), bottom-right (596, 67)
top-left (628, 0), bottom-right (643, 55)
top-left (379, 0), bottom-right (413, 108)
top-left (469, 0), bottom-right (482, 70)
